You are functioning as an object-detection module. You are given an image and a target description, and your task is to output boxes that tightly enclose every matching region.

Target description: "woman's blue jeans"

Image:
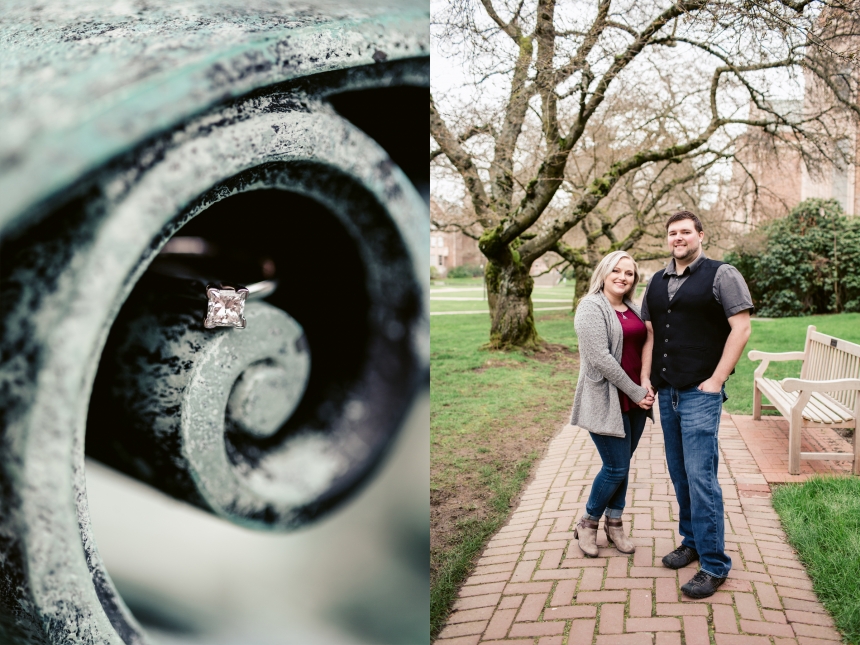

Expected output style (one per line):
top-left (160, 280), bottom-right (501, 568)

top-left (658, 385), bottom-right (732, 579)
top-left (585, 408), bottom-right (648, 519)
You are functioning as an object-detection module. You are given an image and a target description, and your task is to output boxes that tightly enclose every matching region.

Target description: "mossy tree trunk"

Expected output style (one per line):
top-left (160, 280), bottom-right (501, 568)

top-left (482, 237), bottom-right (540, 350)
top-left (485, 259), bottom-right (539, 350)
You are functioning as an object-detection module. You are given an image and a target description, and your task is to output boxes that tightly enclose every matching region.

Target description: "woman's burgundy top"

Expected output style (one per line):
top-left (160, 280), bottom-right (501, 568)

top-left (615, 309), bottom-right (646, 413)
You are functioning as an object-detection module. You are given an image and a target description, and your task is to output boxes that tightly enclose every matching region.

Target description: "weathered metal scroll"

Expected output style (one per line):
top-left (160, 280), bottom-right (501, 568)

top-left (0, 1), bottom-right (428, 643)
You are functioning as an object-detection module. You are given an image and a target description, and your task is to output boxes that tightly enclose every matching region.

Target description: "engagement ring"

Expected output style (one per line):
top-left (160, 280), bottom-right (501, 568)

top-left (155, 237), bottom-right (278, 330)
top-left (204, 281), bottom-right (277, 329)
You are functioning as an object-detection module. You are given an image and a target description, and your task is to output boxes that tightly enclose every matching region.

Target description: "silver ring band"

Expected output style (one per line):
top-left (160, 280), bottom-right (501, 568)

top-left (156, 236), bottom-right (279, 329)
top-left (245, 279), bottom-right (278, 300)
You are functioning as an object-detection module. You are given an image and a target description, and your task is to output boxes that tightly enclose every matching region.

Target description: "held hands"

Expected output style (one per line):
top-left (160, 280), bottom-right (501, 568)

top-left (637, 389), bottom-right (655, 410)
top-left (637, 377), bottom-right (656, 409)
top-left (641, 377), bottom-right (654, 397)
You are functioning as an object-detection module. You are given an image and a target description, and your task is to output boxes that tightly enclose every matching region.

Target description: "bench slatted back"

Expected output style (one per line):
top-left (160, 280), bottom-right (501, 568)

top-left (800, 325), bottom-right (860, 410)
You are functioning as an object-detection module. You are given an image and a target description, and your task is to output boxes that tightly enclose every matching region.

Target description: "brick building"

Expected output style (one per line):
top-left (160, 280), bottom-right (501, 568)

top-left (429, 199), bottom-right (483, 275)
top-left (430, 228), bottom-right (482, 275)
top-left (725, 29), bottom-right (859, 228)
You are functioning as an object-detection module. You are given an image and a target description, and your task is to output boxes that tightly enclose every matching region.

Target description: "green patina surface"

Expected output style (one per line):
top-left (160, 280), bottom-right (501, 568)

top-left (0, 0), bottom-right (428, 234)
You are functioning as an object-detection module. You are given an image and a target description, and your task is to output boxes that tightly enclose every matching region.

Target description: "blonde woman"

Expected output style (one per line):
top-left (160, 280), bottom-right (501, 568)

top-left (570, 251), bottom-right (655, 557)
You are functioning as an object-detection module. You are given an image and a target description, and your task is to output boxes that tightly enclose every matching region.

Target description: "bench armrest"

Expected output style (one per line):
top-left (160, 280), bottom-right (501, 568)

top-left (782, 378), bottom-right (860, 393)
top-left (748, 350), bottom-right (806, 380)
top-left (748, 350), bottom-right (806, 362)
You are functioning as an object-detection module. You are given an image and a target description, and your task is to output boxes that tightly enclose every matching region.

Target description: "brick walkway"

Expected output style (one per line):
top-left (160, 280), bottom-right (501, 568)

top-left (437, 411), bottom-right (842, 645)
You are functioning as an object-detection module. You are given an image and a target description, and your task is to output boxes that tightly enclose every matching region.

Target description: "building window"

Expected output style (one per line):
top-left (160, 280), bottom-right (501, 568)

top-left (438, 255), bottom-right (444, 266)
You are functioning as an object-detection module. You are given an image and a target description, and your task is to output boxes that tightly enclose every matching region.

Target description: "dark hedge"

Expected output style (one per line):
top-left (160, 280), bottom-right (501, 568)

top-left (725, 198), bottom-right (860, 317)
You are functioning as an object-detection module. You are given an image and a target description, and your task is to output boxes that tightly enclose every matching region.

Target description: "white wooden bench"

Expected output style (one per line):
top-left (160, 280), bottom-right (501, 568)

top-left (748, 325), bottom-right (860, 475)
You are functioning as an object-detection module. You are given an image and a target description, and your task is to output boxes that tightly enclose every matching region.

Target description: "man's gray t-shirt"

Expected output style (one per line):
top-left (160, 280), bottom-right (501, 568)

top-left (641, 252), bottom-right (754, 321)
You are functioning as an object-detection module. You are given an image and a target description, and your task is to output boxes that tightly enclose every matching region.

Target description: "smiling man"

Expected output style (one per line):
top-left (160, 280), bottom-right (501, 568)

top-left (640, 211), bottom-right (754, 598)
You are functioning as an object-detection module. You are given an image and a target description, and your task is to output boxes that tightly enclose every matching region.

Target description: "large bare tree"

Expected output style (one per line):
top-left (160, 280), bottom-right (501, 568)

top-left (430, 0), bottom-right (860, 349)
top-left (432, 109), bottom-right (727, 297)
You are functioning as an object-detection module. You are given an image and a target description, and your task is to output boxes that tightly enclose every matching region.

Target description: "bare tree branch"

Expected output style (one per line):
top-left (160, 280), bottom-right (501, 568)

top-left (488, 36), bottom-right (536, 220)
top-left (479, 0), bottom-right (521, 40)
top-left (430, 218), bottom-right (484, 240)
top-left (778, 0), bottom-right (815, 12)
top-left (552, 240), bottom-right (590, 267)
top-left (430, 93), bottom-right (493, 226)
top-left (500, 0), bottom-right (710, 249)
top-left (431, 125), bottom-right (494, 164)
top-left (520, 111), bottom-right (723, 264)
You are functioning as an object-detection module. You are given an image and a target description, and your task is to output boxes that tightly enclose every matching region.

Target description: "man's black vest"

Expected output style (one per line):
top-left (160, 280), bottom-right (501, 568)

top-left (647, 258), bottom-right (731, 389)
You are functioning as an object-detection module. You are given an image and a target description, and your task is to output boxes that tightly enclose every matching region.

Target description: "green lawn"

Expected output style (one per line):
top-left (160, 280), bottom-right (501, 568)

top-left (430, 280), bottom-right (577, 313)
top-left (726, 313), bottom-right (860, 414)
top-left (430, 276), bottom-right (485, 290)
top-left (772, 476), bottom-right (860, 645)
top-left (431, 294), bottom-right (860, 415)
top-left (429, 280), bottom-right (648, 315)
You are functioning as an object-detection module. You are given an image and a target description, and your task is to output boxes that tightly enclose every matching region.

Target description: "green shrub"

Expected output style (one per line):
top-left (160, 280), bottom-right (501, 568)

top-left (447, 263), bottom-right (484, 279)
top-left (725, 198), bottom-right (860, 317)
top-left (430, 265), bottom-right (440, 280)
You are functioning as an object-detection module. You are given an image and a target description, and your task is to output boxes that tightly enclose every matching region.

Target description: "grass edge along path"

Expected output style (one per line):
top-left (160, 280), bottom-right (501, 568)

top-left (429, 454), bottom-right (535, 638)
top-left (772, 475), bottom-right (860, 645)
top-left (430, 311), bottom-right (579, 640)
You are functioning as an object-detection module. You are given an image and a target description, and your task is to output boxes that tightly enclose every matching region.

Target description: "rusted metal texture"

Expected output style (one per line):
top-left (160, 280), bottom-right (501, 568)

top-left (0, 1), bottom-right (428, 643)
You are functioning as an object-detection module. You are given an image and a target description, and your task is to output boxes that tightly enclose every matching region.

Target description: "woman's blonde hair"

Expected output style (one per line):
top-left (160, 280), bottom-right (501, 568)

top-left (585, 250), bottom-right (640, 299)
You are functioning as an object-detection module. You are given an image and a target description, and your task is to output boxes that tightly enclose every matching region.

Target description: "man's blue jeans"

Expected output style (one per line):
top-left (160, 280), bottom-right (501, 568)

top-left (585, 409), bottom-right (648, 519)
top-left (658, 385), bottom-right (732, 579)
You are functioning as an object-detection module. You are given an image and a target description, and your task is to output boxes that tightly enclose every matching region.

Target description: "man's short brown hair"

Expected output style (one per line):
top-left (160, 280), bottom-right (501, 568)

top-left (665, 210), bottom-right (703, 233)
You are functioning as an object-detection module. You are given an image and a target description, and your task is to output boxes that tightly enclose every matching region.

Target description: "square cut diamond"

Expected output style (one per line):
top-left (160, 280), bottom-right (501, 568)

top-left (205, 287), bottom-right (248, 329)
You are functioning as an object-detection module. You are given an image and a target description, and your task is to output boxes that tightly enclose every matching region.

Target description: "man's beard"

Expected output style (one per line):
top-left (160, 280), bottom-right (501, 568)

top-left (673, 243), bottom-right (698, 260)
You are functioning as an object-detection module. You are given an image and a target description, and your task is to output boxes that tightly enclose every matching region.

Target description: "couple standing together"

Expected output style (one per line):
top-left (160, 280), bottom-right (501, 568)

top-left (571, 210), bottom-right (753, 599)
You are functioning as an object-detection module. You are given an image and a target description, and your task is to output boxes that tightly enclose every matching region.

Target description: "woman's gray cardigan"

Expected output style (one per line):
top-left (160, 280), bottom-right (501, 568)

top-left (570, 292), bottom-right (651, 437)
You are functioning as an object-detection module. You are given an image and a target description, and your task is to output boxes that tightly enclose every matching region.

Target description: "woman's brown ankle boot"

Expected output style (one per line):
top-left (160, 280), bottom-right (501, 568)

top-left (604, 517), bottom-right (635, 554)
top-left (573, 517), bottom-right (600, 557)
